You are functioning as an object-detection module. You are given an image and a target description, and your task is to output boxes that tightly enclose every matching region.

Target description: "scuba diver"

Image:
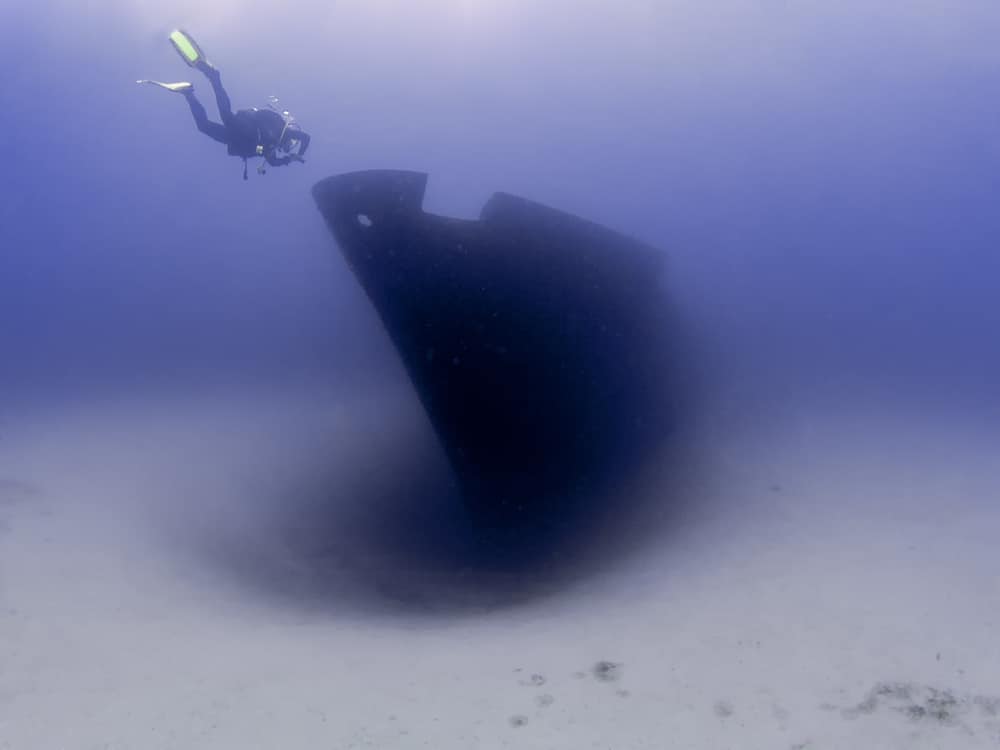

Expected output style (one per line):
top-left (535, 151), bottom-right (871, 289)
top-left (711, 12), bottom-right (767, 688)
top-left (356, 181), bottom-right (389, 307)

top-left (138, 30), bottom-right (311, 180)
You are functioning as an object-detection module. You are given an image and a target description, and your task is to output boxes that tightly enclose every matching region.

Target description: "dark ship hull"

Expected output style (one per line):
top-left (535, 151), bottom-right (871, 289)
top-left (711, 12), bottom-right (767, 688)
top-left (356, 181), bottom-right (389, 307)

top-left (312, 170), bottom-right (677, 520)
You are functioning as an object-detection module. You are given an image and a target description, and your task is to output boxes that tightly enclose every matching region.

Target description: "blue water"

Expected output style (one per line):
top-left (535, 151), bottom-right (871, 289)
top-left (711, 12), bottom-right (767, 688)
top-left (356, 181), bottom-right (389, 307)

top-left (4, 2), bottom-right (998, 408)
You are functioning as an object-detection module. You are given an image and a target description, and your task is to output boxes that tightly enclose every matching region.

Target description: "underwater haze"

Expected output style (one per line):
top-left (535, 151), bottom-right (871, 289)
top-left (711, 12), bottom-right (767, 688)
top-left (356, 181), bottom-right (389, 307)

top-left (2, 2), bottom-right (1000, 748)
top-left (3, 1), bottom-right (1000, 401)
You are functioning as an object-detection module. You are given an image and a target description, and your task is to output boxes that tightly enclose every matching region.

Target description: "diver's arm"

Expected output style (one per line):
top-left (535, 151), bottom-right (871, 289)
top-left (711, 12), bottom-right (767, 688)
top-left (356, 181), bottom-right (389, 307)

top-left (266, 152), bottom-right (293, 167)
top-left (266, 138), bottom-right (308, 167)
top-left (265, 153), bottom-right (305, 167)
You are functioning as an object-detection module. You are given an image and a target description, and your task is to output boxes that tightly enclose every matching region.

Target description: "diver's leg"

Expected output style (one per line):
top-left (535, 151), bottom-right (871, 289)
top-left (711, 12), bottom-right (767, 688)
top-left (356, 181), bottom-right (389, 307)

top-left (199, 65), bottom-right (237, 128)
top-left (184, 90), bottom-right (229, 144)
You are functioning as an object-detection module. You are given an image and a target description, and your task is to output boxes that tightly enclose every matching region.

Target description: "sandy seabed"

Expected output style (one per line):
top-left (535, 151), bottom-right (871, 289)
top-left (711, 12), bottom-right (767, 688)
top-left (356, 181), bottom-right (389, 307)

top-left (1, 380), bottom-right (998, 750)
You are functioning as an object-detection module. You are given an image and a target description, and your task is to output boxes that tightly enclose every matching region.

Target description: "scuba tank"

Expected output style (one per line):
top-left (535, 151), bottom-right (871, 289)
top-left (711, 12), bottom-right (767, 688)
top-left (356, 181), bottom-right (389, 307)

top-left (268, 95), bottom-right (301, 158)
top-left (242, 95), bottom-right (299, 180)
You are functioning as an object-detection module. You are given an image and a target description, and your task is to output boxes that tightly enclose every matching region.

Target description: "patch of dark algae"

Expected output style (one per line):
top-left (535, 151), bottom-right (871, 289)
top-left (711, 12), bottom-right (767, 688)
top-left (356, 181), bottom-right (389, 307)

top-left (593, 661), bottom-right (624, 683)
top-left (841, 681), bottom-right (1000, 732)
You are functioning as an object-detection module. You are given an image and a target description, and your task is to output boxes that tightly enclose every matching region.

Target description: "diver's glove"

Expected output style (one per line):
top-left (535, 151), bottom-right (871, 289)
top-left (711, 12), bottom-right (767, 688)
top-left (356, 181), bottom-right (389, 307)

top-left (292, 155), bottom-right (306, 164)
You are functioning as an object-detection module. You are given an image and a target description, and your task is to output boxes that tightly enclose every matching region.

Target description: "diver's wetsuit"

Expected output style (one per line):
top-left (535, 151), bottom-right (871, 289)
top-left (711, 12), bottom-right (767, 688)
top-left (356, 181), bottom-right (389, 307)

top-left (183, 66), bottom-right (310, 169)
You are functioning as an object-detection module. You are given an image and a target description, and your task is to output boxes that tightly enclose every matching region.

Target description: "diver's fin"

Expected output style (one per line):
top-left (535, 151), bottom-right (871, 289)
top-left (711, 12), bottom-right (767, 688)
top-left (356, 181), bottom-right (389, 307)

top-left (136, 79), bottom-right (194, 94)
top-left (168, 29), bottom-right (211, 70)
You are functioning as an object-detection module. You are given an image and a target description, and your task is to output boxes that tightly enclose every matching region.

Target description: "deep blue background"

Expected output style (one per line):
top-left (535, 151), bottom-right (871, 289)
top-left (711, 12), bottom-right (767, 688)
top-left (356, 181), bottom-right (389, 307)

top-left (3, 1), bottom-right (999, 413)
